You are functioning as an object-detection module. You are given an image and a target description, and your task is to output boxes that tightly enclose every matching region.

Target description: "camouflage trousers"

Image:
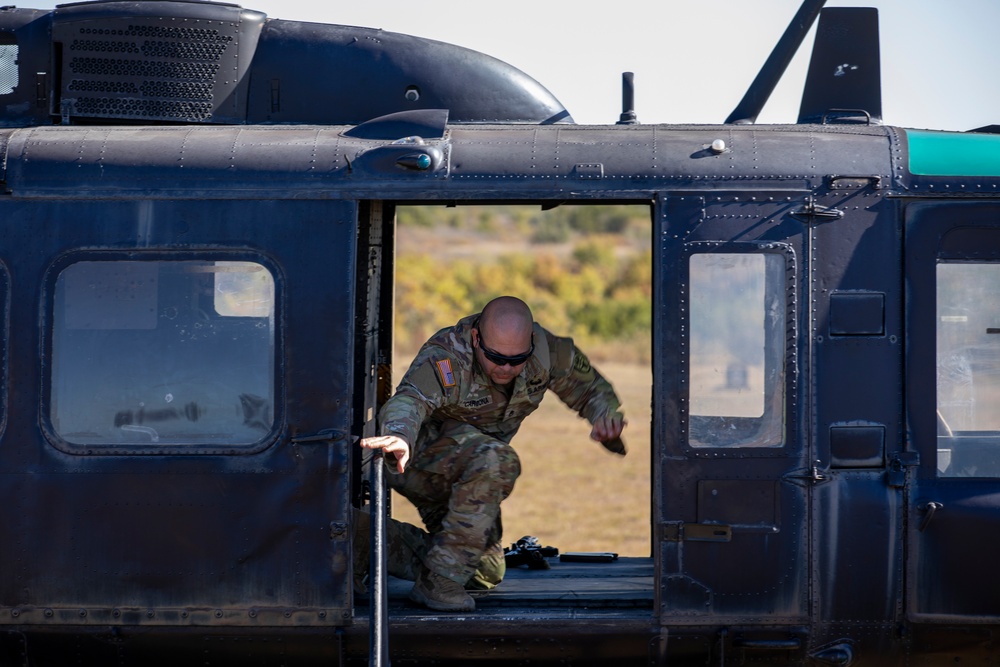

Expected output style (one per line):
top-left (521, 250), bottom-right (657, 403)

top-left (353, 508), bottom-right (506, 593)
top-left (387, 421), bottom-right (521, 587)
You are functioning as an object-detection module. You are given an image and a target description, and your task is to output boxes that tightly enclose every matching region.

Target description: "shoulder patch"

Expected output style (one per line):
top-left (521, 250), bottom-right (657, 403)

top-left (549, 336), bottom-right (575, 376)
top-left (435, 359), bottom-right (457, 387)
top-left (573, 350), bottom-right (592, 374)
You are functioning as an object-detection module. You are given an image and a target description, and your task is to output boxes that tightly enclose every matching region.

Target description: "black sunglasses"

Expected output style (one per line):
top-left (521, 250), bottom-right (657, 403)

top-left (475, 325), bottom-right (534, 366)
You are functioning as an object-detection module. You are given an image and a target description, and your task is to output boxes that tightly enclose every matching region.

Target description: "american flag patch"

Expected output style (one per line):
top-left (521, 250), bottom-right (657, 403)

top-left (436, 359), bottom-right (456, 387)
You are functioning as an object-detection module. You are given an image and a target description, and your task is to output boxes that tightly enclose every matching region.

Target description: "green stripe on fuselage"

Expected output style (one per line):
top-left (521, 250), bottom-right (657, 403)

top-left (908, 129), bottom-right (1000, 176)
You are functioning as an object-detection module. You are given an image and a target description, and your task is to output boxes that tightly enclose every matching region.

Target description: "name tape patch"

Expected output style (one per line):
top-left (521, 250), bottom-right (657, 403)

top-left (463, 396), bottom-right (492, 408)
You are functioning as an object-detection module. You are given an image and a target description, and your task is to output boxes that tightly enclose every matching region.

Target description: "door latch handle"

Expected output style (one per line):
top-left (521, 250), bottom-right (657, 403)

top-left (917, 501), bottom-right (943, 532)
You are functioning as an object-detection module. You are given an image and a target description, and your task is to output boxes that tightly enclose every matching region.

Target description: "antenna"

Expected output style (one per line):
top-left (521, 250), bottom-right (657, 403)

top-left (617, 72), bottom-right (638, 125)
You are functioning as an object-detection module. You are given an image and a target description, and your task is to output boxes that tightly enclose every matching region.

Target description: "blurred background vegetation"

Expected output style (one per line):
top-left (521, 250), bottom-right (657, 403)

top-left (393, 204), bottom-right (652, 363)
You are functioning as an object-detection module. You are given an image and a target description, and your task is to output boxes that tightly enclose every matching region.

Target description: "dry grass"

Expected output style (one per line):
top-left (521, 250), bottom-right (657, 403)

top-left (391, 361), bottom-right (652, 557)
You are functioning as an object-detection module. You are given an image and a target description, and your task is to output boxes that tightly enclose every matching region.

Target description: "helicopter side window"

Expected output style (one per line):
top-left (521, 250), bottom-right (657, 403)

top-left (0, 34), bottom-right (16, 95)
top-left (49, 259), bottom-right (276, 449)
top-left (688, 252), bottom-right (785, 448)
top-left (936, 262), bottom-right (1000, 476)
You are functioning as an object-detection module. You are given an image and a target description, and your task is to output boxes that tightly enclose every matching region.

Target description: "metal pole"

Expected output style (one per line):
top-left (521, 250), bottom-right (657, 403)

top-left (724, 0), bottom-right (826, 124)
top-left (368, 450), bottom-right (390, 667)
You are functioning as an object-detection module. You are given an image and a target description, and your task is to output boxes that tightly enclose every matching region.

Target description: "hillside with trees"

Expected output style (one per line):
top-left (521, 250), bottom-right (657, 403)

top-left (394, 204), bottom-right (652, 363)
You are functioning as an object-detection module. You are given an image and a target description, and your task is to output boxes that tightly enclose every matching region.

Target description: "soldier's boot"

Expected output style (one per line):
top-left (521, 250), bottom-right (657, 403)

top-left (409, 567), bottom-right (475, 612)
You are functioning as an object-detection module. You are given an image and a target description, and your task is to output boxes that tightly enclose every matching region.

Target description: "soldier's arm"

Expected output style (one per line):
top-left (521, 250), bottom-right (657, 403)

top-left (546, 332), bottom-right (627, 446)
top-left (375, 348), bottom-right (455, 459)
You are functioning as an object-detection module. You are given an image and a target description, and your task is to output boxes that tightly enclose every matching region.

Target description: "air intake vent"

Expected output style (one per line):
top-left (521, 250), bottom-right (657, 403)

top-left (59, 20), bottom-right (235, 122)
top-left (52, 1), bottom-right (264, 124)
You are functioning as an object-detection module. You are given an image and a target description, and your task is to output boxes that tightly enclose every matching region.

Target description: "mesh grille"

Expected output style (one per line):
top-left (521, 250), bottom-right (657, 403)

top-left (68, 79), bottom-right (138, 94)
top-left (141, 40), bottom-right (229, 61)
top-left (0, 39), bottom-right (17, 96)
top-left (69, 57), bottom-right (220, 81)
top-left (70, 39), bottom-right (140, 55)
top-left (73, 96), bottom-right (213, 121)
top-left (139, 80), bottom-right (213, 101)
top-left (80, 24), bottom-right (232, 41)
top-left (57, 19), bottom-right (240, 123)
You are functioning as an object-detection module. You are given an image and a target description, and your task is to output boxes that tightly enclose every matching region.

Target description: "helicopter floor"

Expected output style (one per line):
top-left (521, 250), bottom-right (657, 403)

top-left (361, 556), bottom-right (654, 614)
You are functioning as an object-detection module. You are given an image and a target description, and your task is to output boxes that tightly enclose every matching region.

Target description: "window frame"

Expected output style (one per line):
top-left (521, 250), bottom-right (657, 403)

top-left (935, 259), bottom-right (1000, 477)
top-left (680, 241), bottom-right (796, 454)
top-left (41, 251), bottom-right (284, 456)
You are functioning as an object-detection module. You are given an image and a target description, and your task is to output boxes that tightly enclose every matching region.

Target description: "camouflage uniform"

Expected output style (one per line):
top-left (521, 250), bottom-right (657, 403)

top-left (379, 313), bottom-right (623, 587)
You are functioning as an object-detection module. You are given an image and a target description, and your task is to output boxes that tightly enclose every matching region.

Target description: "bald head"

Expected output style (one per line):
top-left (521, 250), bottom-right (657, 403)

top-left (479, 296), bottom-right (533, 340)
top-left (473, 296), bottom-right (534, 385)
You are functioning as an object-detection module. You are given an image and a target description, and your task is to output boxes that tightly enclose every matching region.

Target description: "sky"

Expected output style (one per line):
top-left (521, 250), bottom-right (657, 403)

top-left (28, 0), bottom-right (1000, 131)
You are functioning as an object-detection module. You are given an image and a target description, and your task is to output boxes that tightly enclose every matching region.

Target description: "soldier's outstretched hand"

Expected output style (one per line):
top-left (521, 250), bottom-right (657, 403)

top-left (360, 435), bottom-right (410, 474)
top-left (591, 413), bottom-right (626, 441)
top-left (591, 413), bottom-right (627, 455)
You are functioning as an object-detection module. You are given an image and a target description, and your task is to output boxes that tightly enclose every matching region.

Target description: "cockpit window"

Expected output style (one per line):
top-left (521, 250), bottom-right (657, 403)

top-left (687, 252), bottom-right (786, 448)
top-left (0, 35), bottom-right (17, 95)
top-left (50, 260), bottom-right (276, 449)
top-left (937, 262), bottom-right (1000, 476)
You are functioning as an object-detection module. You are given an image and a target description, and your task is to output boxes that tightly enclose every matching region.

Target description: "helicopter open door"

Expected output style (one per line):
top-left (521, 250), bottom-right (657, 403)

top-left (905, 201), bottom-right (1000, 624)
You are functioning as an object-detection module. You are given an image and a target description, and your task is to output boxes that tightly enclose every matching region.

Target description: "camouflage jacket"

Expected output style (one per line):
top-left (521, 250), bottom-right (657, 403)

top-left (379, 313), bottom-right (623, 455)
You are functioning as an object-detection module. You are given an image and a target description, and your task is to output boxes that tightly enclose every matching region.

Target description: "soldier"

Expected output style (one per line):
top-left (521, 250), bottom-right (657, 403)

top-left (359, 295), bottom-right (626, 612)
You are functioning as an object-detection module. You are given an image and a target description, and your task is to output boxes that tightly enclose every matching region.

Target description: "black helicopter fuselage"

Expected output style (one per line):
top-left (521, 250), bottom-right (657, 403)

top-left (2, 1), bottom-right (1000, 665)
